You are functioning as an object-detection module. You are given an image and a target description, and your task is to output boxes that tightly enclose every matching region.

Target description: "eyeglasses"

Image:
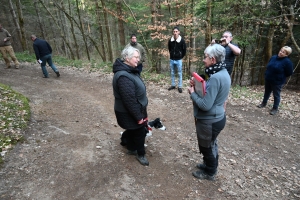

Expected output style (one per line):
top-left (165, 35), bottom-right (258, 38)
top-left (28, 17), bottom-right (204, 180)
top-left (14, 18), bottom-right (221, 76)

top-left (222, 35), bottom-right (231, 38)
top-left (133, 56), bottom-right (140, 59)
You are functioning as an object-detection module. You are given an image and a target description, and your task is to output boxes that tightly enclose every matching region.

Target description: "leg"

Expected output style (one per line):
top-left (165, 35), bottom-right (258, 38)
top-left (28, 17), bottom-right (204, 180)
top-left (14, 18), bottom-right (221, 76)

top-left (177, 59), bottom-right (183, 88)
top-left (170, 59), bottom-right (176, 87)
top-left (0, 46), bottom-right (11, 67)
top-left (46, 54), bottom-right (59, 73)
top-left (195, 116), bottom-right (226, 176)
top-left (262, 80), bottom-right (272, 104)
top-left (40, 56), bottom-right (49, 77)
top-left (6, 46), bottom-right (19, 68)
top-left (271, 84), bottom-right (283, 110)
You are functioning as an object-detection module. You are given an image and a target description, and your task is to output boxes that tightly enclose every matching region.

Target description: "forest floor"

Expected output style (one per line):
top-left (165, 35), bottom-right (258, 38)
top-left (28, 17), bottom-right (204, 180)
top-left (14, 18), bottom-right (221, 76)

top-left (0, 62), bottom-right (299, 200)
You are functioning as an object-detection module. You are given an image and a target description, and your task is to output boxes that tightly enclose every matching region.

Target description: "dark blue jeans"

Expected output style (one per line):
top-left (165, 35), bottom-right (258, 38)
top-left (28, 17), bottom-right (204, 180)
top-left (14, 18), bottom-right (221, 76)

top-left (262, 80), bottom-right (283, 110)
top-left (40, 54), bottom-right (58, 77)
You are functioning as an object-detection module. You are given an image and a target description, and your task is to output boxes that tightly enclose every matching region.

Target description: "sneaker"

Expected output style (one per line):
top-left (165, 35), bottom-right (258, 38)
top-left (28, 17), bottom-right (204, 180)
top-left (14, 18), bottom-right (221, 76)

top-left (192, 170), bottom-right (215, 181)
top-left (127, 150), bottom-right (137, 155)
top-left (168, 86), bottom-right (176, 91)
top-left (5, 66), bottom-right (11, 69)
top-left (270, 108), bottom-right (278, 115)
top-left (136, 155), bottom-right (149, 166)
top-left (43, 76), bottom-right (49, 78)
top-left (55, 71), bottom-right (60, 77)
top-left (15, 66), bottom-right (19, 69)
top-left (178, 88), bottom-right (182, 93)
top-left (257, 103), bottom-right (266, 108)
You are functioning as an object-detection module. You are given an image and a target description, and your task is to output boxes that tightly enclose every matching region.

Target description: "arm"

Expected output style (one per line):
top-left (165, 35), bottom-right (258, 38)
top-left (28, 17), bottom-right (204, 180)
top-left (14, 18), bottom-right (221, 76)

top-left (33, 44), bottom-right (40, 60)
top-left (190, 78), bottom-right (220, 111)
top-left (284, 59), bottom-right (294, 77)
top-left (3, 30), bottom-right (11, 42)
top-left (227, 43), bottom-right (241, 56)
top-left (117, 76), bottom-right (144, 121)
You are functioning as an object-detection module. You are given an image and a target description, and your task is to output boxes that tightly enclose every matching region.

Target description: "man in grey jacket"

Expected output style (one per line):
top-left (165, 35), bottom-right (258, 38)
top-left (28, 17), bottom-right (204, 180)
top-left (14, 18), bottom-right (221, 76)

top-left (0, 24), bottom-right (20, 69)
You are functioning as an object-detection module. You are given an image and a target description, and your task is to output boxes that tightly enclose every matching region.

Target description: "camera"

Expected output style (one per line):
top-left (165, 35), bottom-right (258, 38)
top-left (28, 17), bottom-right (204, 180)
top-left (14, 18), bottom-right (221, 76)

top-left (215, 39), bottom-right (225, 44)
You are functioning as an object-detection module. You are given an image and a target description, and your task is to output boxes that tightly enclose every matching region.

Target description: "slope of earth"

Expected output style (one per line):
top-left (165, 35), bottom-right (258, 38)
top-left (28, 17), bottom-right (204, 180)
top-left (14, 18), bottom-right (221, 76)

top-left (0, 62), bottom-right (299, 200)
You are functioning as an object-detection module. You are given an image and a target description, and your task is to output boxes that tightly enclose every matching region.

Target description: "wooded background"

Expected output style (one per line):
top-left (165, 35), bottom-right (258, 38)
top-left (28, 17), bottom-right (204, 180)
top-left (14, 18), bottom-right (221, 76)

top-left (1, 0), bottom-right (299, 86)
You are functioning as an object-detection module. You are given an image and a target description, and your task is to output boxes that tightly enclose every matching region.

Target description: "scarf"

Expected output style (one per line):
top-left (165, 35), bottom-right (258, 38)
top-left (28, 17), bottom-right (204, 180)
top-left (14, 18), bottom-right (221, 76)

top-left (205, 62), bottom-right (226, 77)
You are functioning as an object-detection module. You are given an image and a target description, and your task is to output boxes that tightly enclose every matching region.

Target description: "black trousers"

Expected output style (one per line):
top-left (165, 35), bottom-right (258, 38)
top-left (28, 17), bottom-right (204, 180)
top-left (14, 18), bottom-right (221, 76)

top-left (196, 115), bottom-right (226, 176)
top-left (121, 126), bottom-right (146, 156)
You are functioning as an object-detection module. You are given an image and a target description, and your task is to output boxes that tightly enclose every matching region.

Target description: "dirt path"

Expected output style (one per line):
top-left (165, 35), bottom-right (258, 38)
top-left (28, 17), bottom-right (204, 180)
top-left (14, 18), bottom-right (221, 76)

top-left (0, 63), bottom-right (299, 200)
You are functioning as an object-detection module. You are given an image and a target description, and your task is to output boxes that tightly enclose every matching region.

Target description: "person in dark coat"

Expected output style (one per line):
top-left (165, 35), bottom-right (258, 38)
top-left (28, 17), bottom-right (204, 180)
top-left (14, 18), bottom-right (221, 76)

top-left (112, 46), bottom-right (149, 166)
top-left (31, 35), bottom-right (60, 78)
top-left (257, 46), bottom-right (294, 115)
top-left (167, 27), bottom-right (186, 93)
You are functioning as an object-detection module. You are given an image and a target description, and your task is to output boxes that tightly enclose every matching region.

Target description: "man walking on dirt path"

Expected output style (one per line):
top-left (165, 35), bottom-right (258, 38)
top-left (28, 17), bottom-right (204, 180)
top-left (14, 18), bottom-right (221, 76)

top-left (31, 35), bottom-right (60, 78)
top-left (0, 24), bottom-right (20, 69)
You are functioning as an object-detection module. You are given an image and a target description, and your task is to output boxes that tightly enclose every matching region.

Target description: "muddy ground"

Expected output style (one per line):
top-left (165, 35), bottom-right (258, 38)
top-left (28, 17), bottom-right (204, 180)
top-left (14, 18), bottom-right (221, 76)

top-left (0, 62), bottom-right (299, 200)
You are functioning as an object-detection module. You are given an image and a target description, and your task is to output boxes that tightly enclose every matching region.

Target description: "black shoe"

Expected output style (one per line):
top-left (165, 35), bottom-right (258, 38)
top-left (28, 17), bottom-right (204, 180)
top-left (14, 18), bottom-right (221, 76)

top-left (127, 150), bottom-right (137, 155)
top-left (192, 170), bottom-right (215, 181)
top-left (196, 163), bottom-right (206, 170)
top-left (178, 88), bottom-right (182, 93)
top-left (168, 86), bottom-right (176, 91)
top-left (136, 155), bottom-right (149, 166)
top-left (43, 76), bottom-right (49, 78)
top-left (270, 108), bottom-right (278, 115)
top-left (257, 103), bottom-right (266, 108)
top-left (55, 71), bottom-right (60, 77)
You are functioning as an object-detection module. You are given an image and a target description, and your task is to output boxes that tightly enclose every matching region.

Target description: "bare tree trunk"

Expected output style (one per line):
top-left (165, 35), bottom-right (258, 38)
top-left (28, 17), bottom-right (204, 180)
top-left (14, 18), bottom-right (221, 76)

top-left (38, 0), bottom-right (75, 59)
top-left (33, 1), bottom-right (45, 39)
top-left (95, 1), bottom-right (107, 62)
top-left (67, 0), bottom-right (79, 59)
top-left (8, 0), bottom-right (22, 50)
top-left (101, 0), bottom-right (113, 62)
top-left (75, 0), bottom-right (90, 60)
top-left (205, 0), bottom-right (212, 47)
top-left (117, 0), bottom-right (125, 46)
top-left (15, 0), bottom-right (28, 51)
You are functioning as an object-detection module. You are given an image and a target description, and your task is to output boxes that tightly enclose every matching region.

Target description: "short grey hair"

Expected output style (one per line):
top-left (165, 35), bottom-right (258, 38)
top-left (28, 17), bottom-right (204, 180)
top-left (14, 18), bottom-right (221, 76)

top-left (121, 46), bottom-right (140, 60)
top-left (204, 44), bottom-right (226, 63)
top-left (223, 31), bottom-right (232, 37)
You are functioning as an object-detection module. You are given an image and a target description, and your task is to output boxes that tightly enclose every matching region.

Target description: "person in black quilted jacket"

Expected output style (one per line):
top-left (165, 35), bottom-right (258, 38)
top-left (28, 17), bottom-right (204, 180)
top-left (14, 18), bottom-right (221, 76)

top-left (112, 46), bottom-right (149, 166)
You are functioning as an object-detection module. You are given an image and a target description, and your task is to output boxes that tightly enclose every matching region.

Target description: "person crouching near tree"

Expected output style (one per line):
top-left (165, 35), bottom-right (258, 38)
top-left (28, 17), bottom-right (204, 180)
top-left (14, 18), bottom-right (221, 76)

top-left (188, 44), bottom-right (231, 180)
top-left (257, 46), bottom-right (294, 115)
top-left (112, 46), bottom-right (149, 166)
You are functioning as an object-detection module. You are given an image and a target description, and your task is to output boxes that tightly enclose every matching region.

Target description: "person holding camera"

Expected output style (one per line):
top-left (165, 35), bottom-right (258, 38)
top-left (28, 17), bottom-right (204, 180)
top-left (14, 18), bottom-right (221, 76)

top-left (188, 44), bottom-right (231, 180)
top-left (212, 31), bottom-right (241, 75)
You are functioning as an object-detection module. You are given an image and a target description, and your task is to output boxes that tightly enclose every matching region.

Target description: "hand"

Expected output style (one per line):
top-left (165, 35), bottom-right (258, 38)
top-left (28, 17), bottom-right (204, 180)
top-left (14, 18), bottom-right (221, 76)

top-left (190, 77), bottom-right (195, 87)
top-left (221, 37), bottom-right (229, 45)
top-left (138, 118), bottom-right (148, 127)
top-left (3, 38), bottom-right (7, 42)
top-left (188, 86), bottom-right (195, 94)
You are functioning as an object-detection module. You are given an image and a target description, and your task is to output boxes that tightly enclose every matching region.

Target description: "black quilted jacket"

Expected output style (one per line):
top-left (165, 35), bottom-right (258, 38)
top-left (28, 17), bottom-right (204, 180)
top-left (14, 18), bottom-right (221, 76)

top-left (112, 58), bottom-right (148, 130)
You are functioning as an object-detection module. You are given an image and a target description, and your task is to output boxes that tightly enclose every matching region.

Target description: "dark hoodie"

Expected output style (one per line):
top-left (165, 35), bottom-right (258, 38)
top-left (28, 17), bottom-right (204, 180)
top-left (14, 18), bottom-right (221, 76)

top-left (112, 58), bottom-right (148, 130)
